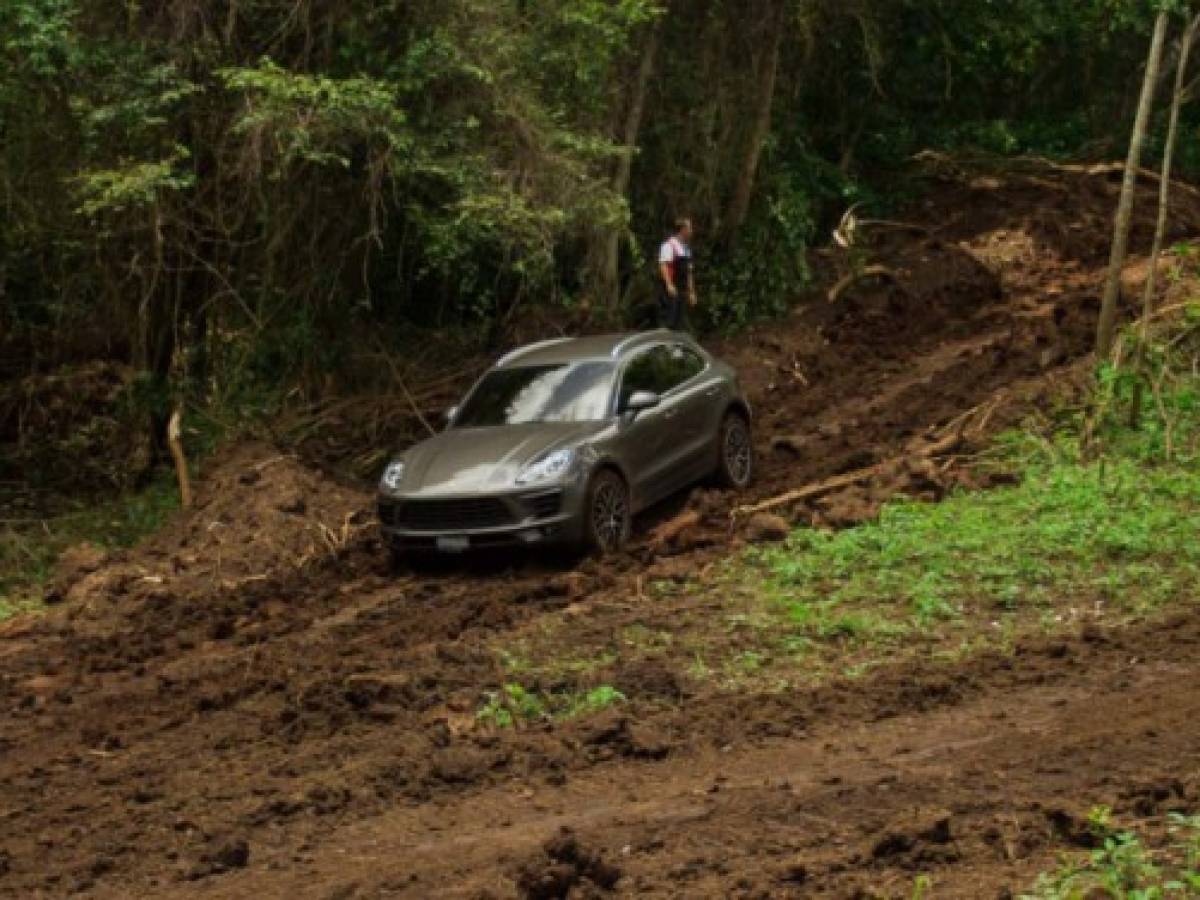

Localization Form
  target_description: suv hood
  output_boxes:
[395,422,603,495]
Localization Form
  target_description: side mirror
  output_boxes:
[444,406,459,425]
[624,391,660,415]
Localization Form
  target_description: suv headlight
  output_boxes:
[380,460,405,491]
[515,448,575,486]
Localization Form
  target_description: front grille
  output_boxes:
[523,490,563,520]
[388,497,514,531]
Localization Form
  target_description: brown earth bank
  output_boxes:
[1,158,1199,898]
[158,610,1200,900]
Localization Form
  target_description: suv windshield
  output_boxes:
[454,362,615,427]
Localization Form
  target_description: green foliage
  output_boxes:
[76,145,194,216]
[477,682,626,727]
[1024,810,1200,899]
[220,62,412,173]
[527,0,662,120]
[2,0,1194,486]
[1,0,79,76]
[702,165,820,330]
[0,473,179,615]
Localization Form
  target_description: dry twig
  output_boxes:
[827,265,905,304]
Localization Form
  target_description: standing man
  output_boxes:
[658,216,697,330]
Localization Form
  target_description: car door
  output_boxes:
[615,344,706,506]
[615,345,679,506]
[661,341,716,481]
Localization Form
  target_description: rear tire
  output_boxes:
[715,412,754,489]
[584,469,631,555]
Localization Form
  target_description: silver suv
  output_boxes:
[377,330,753,557]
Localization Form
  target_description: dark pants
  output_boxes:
[657,290,689,331]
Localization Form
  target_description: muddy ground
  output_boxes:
[2,160,1200,898]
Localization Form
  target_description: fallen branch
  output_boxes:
[734,423,967,522]
[919,425,966,458]
[731,464,883,520]
[1079,161,1200,200]
[919,150,1200,200]
[167,407,193,509]
[648,509,702,547]
[374,339,437,437]
[827,265,905,304]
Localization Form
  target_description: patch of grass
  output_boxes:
[0,472,180,618]
[619,623,674,652]
[476,682,627,727]
[1023,808,1200,898]
[496,644,618,680]
[757,440,1200,647]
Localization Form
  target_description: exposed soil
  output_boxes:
[2,159,1200,898]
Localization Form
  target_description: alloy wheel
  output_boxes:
[723,418,753,486]
[591,477,628,552]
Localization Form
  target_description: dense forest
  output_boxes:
[0,0,1191,482]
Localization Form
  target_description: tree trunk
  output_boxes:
[1131,13,1200,427]
[585,23,660,311]
[725,0,785,243]
[1096,11,1169,358]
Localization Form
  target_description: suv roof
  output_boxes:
[495,330,685,368]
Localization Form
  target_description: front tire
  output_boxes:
[584,469,631,555]
[715,412,754,489]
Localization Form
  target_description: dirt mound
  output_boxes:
[152,441,369,575]
[515,828,622,899]
[50,442,369,609]
[35,443,375,688]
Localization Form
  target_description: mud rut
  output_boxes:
[2,164,1200,898]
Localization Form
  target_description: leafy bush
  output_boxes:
[1024,809,1200,899]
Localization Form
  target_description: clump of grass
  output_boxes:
[477,683,627,728]
[0,473,180,618]
[1023,808,1200,898]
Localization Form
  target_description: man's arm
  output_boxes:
[660,262,677,296]
[658,242,677,296]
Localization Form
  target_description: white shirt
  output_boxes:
[658,236,690,265]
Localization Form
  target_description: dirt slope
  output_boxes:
[159,611,1200,899]
[1,159,1199,899]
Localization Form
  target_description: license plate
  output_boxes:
[436,536,470,553]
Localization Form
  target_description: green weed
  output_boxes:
[0,473,180,618]
[1023,810,1200,899]
[476,682,626,727]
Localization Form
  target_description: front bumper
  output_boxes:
[377,484,586,552]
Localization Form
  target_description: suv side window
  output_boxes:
[619,347,667,410]
[619,344,705,410]
[671,343,706,383]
